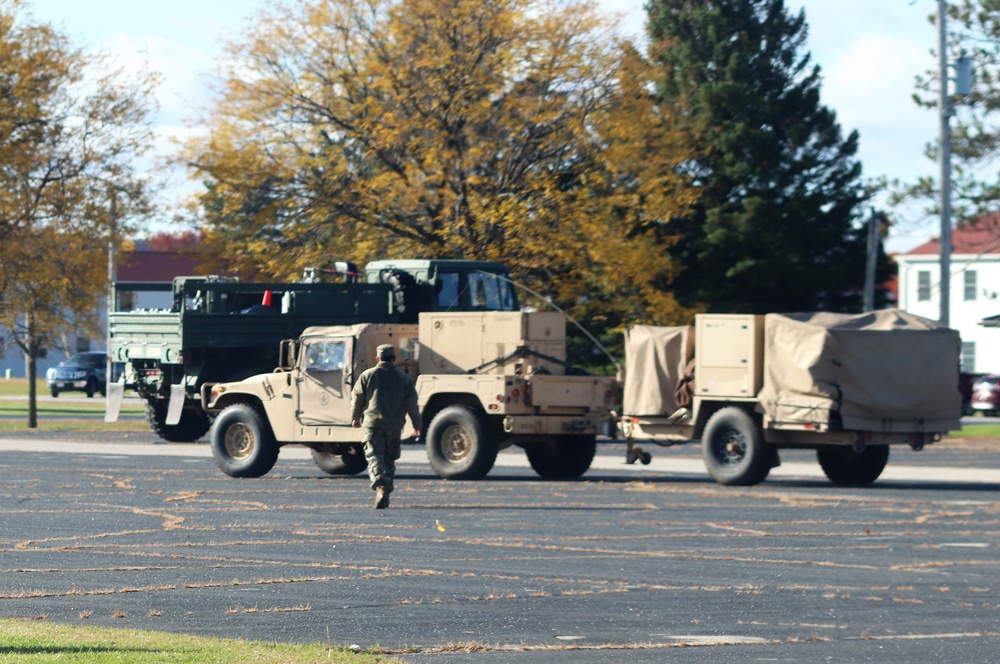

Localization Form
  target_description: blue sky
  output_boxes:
[30,0,944,252]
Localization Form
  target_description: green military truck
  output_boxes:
[105,259,519,442]
[203,310,619,481]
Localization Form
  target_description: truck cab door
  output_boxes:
[295,337,354,429]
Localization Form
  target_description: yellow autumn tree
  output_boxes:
[183,0,697,332]
[0,2,158,426]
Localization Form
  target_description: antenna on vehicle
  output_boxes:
[477,270,622,375]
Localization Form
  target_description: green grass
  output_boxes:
[0,377,146,431]
[0,378,45,396]
[0,618,401,663]
[949,423,1000,439]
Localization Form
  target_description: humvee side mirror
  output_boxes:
[279,339,297,371]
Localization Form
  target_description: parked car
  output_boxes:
[969,374,1000,416]
[960,372,984,416]
[46,351,108,398]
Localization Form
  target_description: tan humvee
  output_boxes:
[204,311,619,480]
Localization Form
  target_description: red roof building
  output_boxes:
[894,215,1000,374]
[903,214,1000,258]
[116,250,205,282]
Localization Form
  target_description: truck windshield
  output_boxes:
[468,272,517,311]
[435,271,518,311]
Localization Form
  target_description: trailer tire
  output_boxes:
[145,400,212,443]
[210,404,279,478]
[426,405,497,480]
[311,446,367,476]
[525,435,596,479]
[702,406,773,486]
[817,445,889,486]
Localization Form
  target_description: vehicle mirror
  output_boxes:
[279,339,297,371]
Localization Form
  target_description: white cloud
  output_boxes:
[821,32,937,181]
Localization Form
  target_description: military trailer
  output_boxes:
[621,310,963,486]
[105,260,518,442]
[203,310,619,481]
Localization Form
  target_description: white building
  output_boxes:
[894,215,1000,374]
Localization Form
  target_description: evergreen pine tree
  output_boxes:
[647,0,882,313]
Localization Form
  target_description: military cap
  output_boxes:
[376,344,396,360]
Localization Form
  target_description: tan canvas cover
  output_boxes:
[757,310,962,432]
[623,325,693,417]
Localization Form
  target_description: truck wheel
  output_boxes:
[702,406,773,486]
[85,377,97,398]
[817,445,890,486]
[311,446,367,476]
[145,400,212,443]
[50,388,59,398]
[426,405,497,480]
[525,435,596,479]
[210,404,279,478]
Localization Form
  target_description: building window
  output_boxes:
[964,270,977,301]
[961,341,976,373]
[917,270,931,301]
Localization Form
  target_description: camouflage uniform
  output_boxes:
[350,345,421,499]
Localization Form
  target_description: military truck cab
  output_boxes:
[365,259,518,322]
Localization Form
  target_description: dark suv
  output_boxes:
[46,351,108,398]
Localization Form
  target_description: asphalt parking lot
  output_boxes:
[1,431,999,663]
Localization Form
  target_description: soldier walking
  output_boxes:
[351,344,421,509]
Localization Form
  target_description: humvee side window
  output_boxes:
[305,340,347,372]
[437,272,460,308]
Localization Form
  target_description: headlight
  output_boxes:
[46,368,55,379]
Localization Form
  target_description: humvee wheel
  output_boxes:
[311,446,367,476]
[702,406,773,486]
[524,435,596,479]
[817,445,889,486]
[210,404,278,478]
[426,405,497,480]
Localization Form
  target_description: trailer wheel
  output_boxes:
[210,404,278,478]
[426,405,497,480]
[702,406,773,486]
[525,435,597,479]
[145,400,212,443]
[817,445,889,486]
[311,446,367,476]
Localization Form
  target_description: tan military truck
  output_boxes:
[203,310,619,480]
[621,310,963,486]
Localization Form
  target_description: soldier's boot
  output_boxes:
[374,486,390,509]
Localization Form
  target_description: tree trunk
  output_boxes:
[25,313,38,429]
[27,347,37,428]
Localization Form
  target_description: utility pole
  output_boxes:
[863,210,880,312]
[107,184,118,395]
[938,0,952,327]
